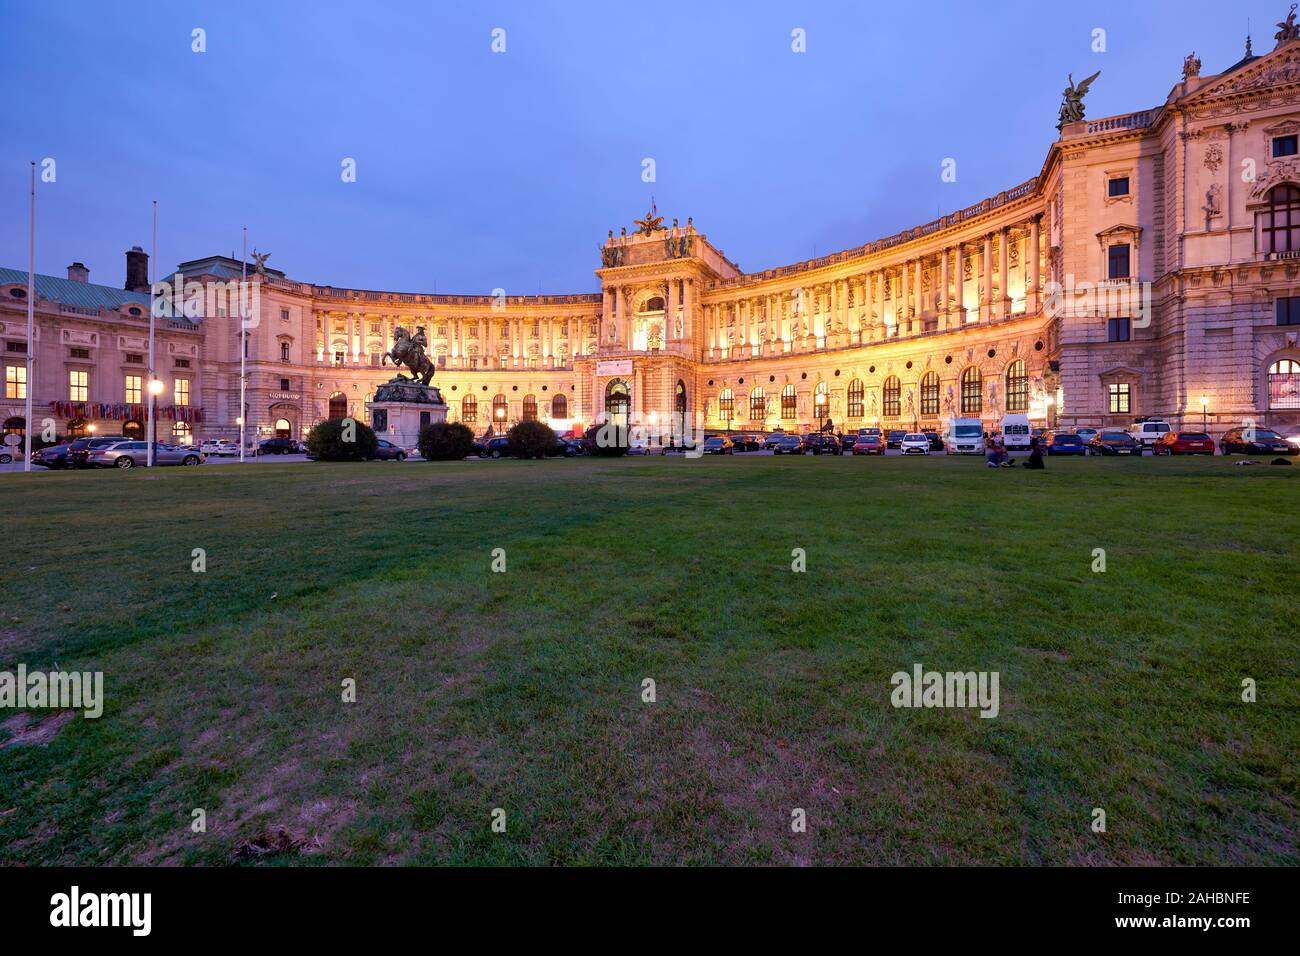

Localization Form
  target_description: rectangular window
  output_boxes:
[280,378,291,390]
[174,358,191,368]
[1277,297,1300,325]
[1107,244,1131,279]
[5,365,25,400]
[126,352,144,364]
[174,378,190,406]
[334,351,345,365]
[1107,176,1130,197]
[5,341,26,353]
[125,374,143,404]
[1108,383,1131,414]
[1107,317,1131,341]
[281,308,290,322]
[69,347,90,359]
[1273,135,1298,158]
[69,370,88,402]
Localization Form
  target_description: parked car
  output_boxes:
[851,436,885,455]
[31,443,71,469]
[1090,431,1141,455]
[769,434,803,455]
[858,426,883,441]
[899,433,931,454]
[1218,426,1299,456]
[483,436,512,458]
[87,441,203,468]
[67,435,128,468]
[1153,431,1215,456]
[256,436,298,455]
[885,429,907,449]
[627,438,652,455]
[1046,432,1088,456]
[1129,417,1170,448]
[801,433,840,455]
[923,430,945,452]
[1074,427,1099,444]
[730,434,763,452]
[200,439,240,457]
[762,432,788,450]
[1001,414,1032,452]
[837,433,858,453]
[703,436,734,455]
[369,439,408,461]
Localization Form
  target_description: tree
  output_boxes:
[306,417,378,461]
[508,420,556,460]
[584,422,629,457]
[418,421,475,461]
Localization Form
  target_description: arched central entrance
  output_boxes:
[672,379,687,445]
[605,379,630,430]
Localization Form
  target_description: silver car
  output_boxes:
[86,441,204,468]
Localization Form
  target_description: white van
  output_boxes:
[946,417,985,454]
[1129,418,1170,448]
[1000,414,1032,451]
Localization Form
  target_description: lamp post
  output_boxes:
[148,378,164,458]
[1199,395,1208,432]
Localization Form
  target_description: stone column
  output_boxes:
[1028,215,1041,312]
[939,250,950,330]
[913,259,924,334]
[981,233,993,323]
[954,245,965,322]
[619,286,630,350]
[999,226,1011,318]
[899,264,910,336]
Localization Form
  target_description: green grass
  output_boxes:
[0,454,1296,865]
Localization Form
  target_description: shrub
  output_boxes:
[418,421,475,461]
[306,417,377,461]
[585,422,629,457]
[508,420,556,460]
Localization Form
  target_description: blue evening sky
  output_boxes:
[0,0,1278,294]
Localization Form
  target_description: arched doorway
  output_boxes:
[68,418,90,438]
[328,392,347,419]
[274,418,292,438]
[605,379,630,430]
[673,380,687,445]
[2,416,24,437]
[123,419,144,439]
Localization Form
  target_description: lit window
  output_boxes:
[814,382,828,418]
[882,376,901,418]
[69,370,88,402]
[174,378,190,406]
[920,372,939,416]
[551,394,567,419]
[960,367,982,414]
[125,375,142,404]
[749,387,766,420]
[461,395,478,424]
[1108,383,1131,414]
[1004,361,1028,412]
[781,384,796,420]
[522,395,538,422]
[5,365,25,400]
[718,388,734,422]
[1268,359,1300,409]
[172,422,192,444]
[847,379,864,418]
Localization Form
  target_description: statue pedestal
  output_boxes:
[369,377,447,450]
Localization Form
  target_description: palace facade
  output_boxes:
[6,24,1300,446]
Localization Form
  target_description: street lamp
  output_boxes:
[1199,395,1208,432]
[148,378,165,457]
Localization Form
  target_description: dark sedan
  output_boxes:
[801,434,840,455]
[1090,431,1142,455]
[1218,427,1298,456]
[730,434,764,452]
[923,430,945,452]
[483,436,512,458]
[770,434,803,454]
[369,439,408,461]
[31,443,71,469]
[257,436,298,455]
[1046,432,1088,456]
[886,429,907,449]
[703,436,734,454]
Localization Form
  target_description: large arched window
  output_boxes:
[814,382,828,419]
[749,387,766,420]
[882,376,901,418]
[1005,360,1028,412]
[781,384,796,420]
[551,393,567,419]
[847,379,864,418]
[491,393,509,426]
[1269,358,1300,408]
[960,367,982,414]
[461,394,478,424]
[718,388,734,423]
[522,394,538,422]
[606,380,630,429]
[328,392,348,419]
[920,372,939,416]
[1261,184,1300,254]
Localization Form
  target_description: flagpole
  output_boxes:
[239,227,247,463]
[23,162,34,472]
[147,199,156,466]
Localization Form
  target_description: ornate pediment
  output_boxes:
[1249,157,1300,200]
[1185,42,1300,102]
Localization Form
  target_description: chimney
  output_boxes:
[67,262,89,283]
[125,246,150,292]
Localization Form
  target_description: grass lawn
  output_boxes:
[1,453,1296,865]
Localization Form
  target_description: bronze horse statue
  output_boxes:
[383,326,436,386]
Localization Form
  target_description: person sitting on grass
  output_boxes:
[986,435,1001,468]
[1022,436,1045,469]
[994,434,1011,467]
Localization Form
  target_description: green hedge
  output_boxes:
[508,420,556,460]
[418,421,476,461]
[306,417,378,461]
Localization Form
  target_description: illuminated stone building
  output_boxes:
[5,21,1300,445]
